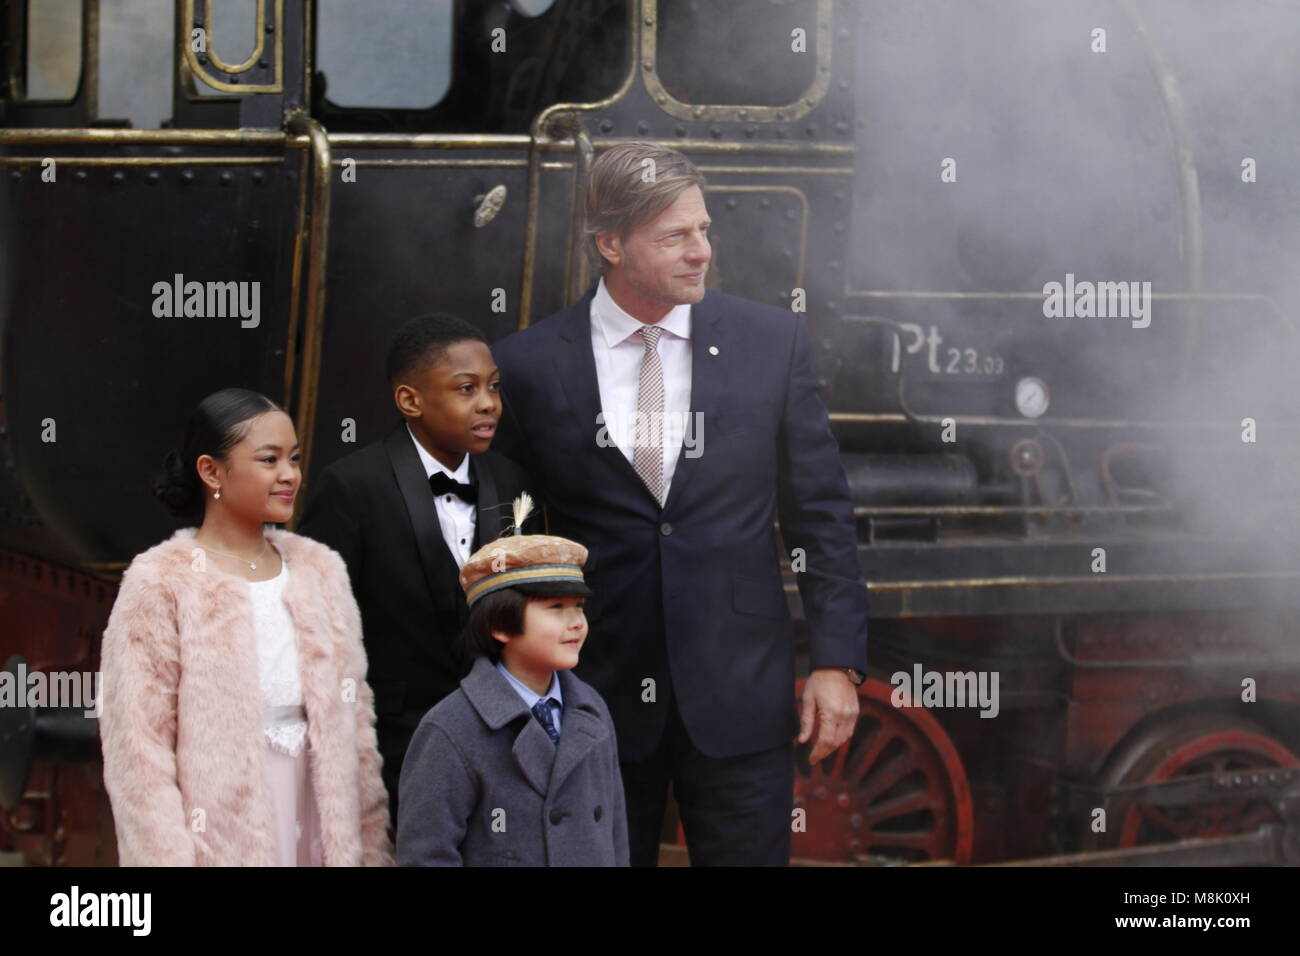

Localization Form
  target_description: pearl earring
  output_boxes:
[213,489,221,500]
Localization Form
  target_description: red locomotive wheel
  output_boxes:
[1096,714,1299,848]
[792,678,973,865]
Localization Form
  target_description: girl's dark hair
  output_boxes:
[153,388,283,524]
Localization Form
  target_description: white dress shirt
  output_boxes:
[407,423,476,568]
[495,660,564,738]
[590,276,693,497]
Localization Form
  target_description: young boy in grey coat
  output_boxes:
[397,504,629,866]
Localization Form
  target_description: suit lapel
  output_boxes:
[512,718,558,797]
[470,454,503,548]
[461,658,554,796]
[549,669,608,791]
[548,708,605,793]
[555,292,662,509]
[383,423,460,612]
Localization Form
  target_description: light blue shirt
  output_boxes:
[495,661,563,738]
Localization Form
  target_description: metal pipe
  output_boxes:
[284,112,331,528]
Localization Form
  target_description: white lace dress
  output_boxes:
[248,560,323,866]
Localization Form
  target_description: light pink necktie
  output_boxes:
[632,325,666,504]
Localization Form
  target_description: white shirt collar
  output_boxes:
[495,660,563,709]
[592,275,692,350]
[407,422,471,483]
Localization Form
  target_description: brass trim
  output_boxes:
[284,113,331,530]
[0,128,288,144]
[586,137,854,157]
[330,158,528,169]
[327,134,533,149]
[831,412,914,424]
[707,184,808,289]
[853,504,1172,516]
[697,164,853,176]
[777,568,1300,598]
[0,132,854,156]
[202,0,266,73]
[641,0,833,123]
[181,0,283,94]
[282,136,311,415]
[856,570,1300,594]
[0,156,281,166]
[520,141,544,329]
[522,0,641,328]
[0,129,518,148]
[564,127,595,304]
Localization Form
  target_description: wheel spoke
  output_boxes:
[863,787,939,825]
[845,726,897,783]
[858,751,916,805]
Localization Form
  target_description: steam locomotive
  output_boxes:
[2,0,1298,866]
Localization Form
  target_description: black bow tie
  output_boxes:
[429,472,477,504]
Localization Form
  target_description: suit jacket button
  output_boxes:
[594,805,603,822]
[660,522,672,536]
[549,809,564,825]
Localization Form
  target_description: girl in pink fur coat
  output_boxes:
[99,388,392,866]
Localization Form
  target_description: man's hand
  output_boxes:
[797,668,861,764]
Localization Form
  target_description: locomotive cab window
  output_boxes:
[314,0,452,110]
[20,0,82,103]
[654,0,821,108]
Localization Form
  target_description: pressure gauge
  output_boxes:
[1014,377,1050,419]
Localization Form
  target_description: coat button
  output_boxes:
[660,522,672,536]
[549,809,565,825]
[594,805,603,822]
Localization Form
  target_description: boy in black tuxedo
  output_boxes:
[298,313,541,826]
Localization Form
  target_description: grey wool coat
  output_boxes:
[396,656,629,866]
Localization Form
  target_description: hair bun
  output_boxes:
[153,447,199,520]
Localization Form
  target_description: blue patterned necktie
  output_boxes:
[531,699,560,746]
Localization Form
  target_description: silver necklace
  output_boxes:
[199,537,270,570]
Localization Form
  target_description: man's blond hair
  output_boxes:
[583,142,706,275]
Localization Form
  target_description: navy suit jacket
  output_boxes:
[492,285,869,761]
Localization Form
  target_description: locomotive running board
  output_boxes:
[976,826,1287,867]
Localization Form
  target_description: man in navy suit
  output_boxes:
[492,143,869,866]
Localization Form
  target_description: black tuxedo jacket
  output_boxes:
[492,286,869,762]
[297,422,539,788]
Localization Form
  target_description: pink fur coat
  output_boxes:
[99,527,393,866]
